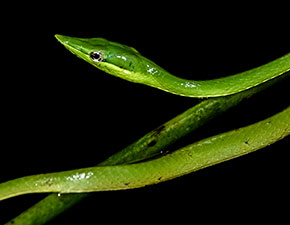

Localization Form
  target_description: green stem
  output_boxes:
[2,105,289,197]
[5,73,288,224]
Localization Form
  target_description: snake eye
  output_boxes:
[90,51,104,62]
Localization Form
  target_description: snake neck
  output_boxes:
[134,53,290,98]
[142,61,206,97]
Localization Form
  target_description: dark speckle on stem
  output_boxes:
[153,125,166,136]
[146,125,166,148]
[45,179,53,187]
[148,139,157,147]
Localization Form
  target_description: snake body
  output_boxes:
[54,35,290,97]
[1,35,290,216]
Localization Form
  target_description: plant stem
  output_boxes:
[5,73,288,225]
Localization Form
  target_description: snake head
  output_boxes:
[55,34,159,86]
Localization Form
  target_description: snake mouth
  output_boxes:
[55,35,91,61]
[55,34,68,44]
[55,34,82,52]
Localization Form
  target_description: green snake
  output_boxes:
[1,35,289,215]
[54,35,289,98]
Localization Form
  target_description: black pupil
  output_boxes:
[90,52,101,61]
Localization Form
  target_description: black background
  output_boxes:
[1,3,289,224]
